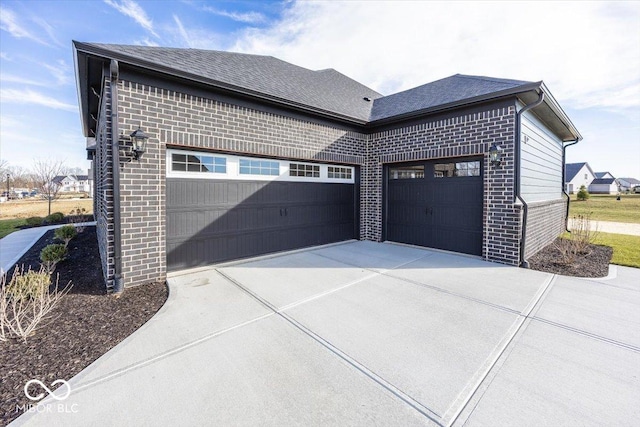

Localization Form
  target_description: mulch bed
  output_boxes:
[528,237,613,278]
[0,226,167,424]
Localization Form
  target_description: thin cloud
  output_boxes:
[170,15,221,49]
[173,15,191,47]
[202,6,266,24]
[0,6,49,45]
[104,0,158,37]
[33,17,65,48]
[43,59,72,86]
[0,74,47,86]
[0,88,77,112]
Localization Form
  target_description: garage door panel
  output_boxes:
[386,158,483,256]
[167,179,356,271]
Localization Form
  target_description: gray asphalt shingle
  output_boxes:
[85,43,382,122]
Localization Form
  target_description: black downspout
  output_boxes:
[562,139,580,232]
[110,59,124,293]
[515,91,545,268]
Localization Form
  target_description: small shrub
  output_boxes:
[55,225,77,247]
[45,212,65,224]
[0,266,71,341]
[576,185,590,201]
[68,206,88,233]
[4,267,50,302]
[554,213,598,265]
[40,244,68,273]
[25,216,44,227]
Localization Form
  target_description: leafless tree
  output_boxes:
[32,159,67,216]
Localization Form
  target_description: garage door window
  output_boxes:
[434,161,480,178]
[171,153,226,173]
[390,165,424,179]
[290,163,320,177]
[239,159,280,176]
[328,166,352,179]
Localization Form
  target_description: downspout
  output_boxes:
[515,91,544,268]
[110,59,124,293]
[562,139,580,232]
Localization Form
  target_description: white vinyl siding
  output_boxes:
[519,103,564,202]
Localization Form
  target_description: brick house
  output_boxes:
[73,42,582,291]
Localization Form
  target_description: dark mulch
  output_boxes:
[1,226,168,424]
[528,237,613,277]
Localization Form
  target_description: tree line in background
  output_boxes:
[0,159,86,215]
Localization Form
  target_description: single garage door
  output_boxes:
[166,150,357,271]
[385,157,483,256]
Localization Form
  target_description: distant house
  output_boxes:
[594,171,614,179]
[589,178,618,194]
[53,174,91,193]
[565,162,595,193]
[618,177,640,192]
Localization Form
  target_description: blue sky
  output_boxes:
[1,0,639,178]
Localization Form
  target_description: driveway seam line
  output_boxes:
[529,317,640,352]
[314,250,525,316]
[69,312,275,395]
[443,274,558,427]
[215,267,444,426]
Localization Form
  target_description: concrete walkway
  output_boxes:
[568,218,640,236]
[0,222,96,274]
[12,241,640,426]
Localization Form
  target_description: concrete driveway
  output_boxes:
[14,241,640,426]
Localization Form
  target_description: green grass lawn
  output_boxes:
[569,194,640,224]
[594,232,640,268]
[0,218,26,239]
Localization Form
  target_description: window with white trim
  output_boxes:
[328,166,352,179]
[239,158,280,176]
[171,153,226,173]
[290,163,320,177]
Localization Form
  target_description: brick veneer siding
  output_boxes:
[524,198,567,259]
[368,107,522,265]
[95,79,116,290]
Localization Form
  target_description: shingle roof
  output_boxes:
[590,178,616,185]
[369,74,535,122]
[80,43,383,122]
[594,171,614,179]
[565,162,593,182]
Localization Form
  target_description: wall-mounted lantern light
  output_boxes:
[129,127,149,160]
[489,143,502,167]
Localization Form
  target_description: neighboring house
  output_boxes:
[594,171,614,179]
[589,178,618,194]
[53,174,91,193]
[618,177,640,192]
[565,162,595,194]
[74,42,581,291]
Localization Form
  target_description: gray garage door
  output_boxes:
[166,178,357,271]
[385,157,483,256]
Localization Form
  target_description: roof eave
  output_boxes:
[539,82,583,141]
[73,42,369,126]
[73,41,90,137]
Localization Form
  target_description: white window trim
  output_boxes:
[166,149,355,184]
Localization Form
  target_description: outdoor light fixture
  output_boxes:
[489,143,502,167]
[129,127,149,160]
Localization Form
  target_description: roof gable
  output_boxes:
[370,74,535,122]
[565,162,595,182]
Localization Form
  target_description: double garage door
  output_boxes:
[385,157,484,256]
[166,151,357,271]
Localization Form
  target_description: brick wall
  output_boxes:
[95,79,115,290]
[524,198,567,259]
[368,107,522,265]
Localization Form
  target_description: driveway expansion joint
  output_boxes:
[215,267,445,426]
